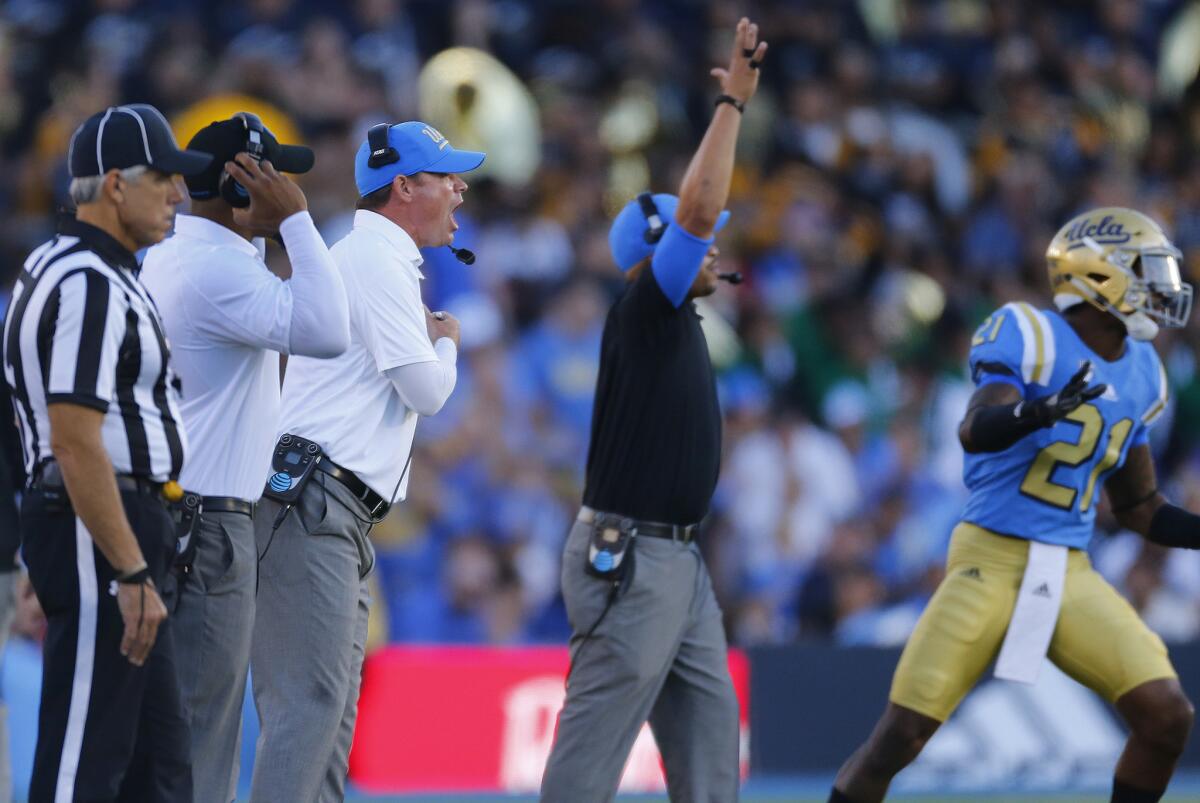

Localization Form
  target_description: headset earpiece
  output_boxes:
[367,123,399,168]
[218,112,268,208]
[637,192,666,244]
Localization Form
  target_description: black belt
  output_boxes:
[578,506,700,544]
[32,461,164,498]
[316,459,389,519]
[201,496,254,516]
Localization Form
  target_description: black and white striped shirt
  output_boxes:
[2,217,187,481]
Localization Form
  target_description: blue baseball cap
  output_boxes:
[608,193,731,272]
[354,121,486,196]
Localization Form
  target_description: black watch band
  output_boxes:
[117,566,152,585]
[714,94,746,114]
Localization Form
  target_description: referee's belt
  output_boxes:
[32,460,166,499]
[316,459,389,519]
[577,506,700,543]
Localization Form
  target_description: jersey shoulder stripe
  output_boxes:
[1142,355,1169,425]
[1004,302,1056,386]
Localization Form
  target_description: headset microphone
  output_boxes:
[718,271,743,284]
[449,245,476,265]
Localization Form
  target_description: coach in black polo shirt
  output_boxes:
[1,104,209,802]
[540,18,767,803]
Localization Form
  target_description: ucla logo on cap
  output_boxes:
[1064,215,1131,249]
[268,472,293,493]
[421,125,449,150]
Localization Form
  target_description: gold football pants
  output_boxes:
[890,522,1177,722]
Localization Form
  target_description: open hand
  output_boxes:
[710,17,768,104]
[228,153,308,236]
[1027,360,1108,427]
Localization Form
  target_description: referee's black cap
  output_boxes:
[69,104,213,178]
[183,115,314,200]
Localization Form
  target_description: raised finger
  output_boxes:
[753,41,769,64]
[746,22,758,50]
[735,17,748,50]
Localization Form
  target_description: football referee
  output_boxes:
[1,104,210,802]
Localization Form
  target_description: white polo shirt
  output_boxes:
[277,210,450,500]
[142,212,349,500]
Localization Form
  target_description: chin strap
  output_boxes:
[1064,277,1159,341]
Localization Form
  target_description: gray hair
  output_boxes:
[68,165,149,207]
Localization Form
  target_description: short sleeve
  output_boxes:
[356,257,437,372]
[43,269,126,411]
[968,302,1060,395]
[649,222,714,308]
[968,306,1025,391]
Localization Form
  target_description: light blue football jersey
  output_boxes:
[960,302,1169,549]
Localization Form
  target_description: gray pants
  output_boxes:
[540,518,740,803]
[250,475,374,803]
[172,508,256,803]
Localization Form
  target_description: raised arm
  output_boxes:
[225,153,350,358]
[672,17,767,239]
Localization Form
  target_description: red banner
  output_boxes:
[349,645,750,793]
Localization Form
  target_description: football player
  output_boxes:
[829,208,1197,803]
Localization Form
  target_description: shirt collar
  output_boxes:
[353,210,424,275]
[172,214,261,258]
[57,215,139,272]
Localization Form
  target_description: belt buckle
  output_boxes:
[366,495,388,519]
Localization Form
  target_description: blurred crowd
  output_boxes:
[5,0,1200,654]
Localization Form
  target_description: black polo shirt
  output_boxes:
[582,267,722,526]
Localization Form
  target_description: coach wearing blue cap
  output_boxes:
[540,18,767,802]
[248,121,483,802]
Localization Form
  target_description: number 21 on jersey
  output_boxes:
[1020,403,1133,512]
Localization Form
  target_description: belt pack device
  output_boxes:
[586,512,636,581]
[262,434,324,534]
[170,492,203,574]
[263,434,323,504]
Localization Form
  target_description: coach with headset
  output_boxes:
[539,19,767,802]
[248,120,483,802]
[141,112,349,803]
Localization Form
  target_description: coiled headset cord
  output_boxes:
[565,566,633,687]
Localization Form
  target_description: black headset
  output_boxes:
[637,191,742,284]
[637,192,667,244]
[364,122,476,265]
[218,112,267,208]
[367,123,399,168]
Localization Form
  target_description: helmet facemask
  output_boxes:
[1068,236,1193,340]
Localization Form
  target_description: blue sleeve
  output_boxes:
[968,306,1027,395]
[650,221,714,308]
